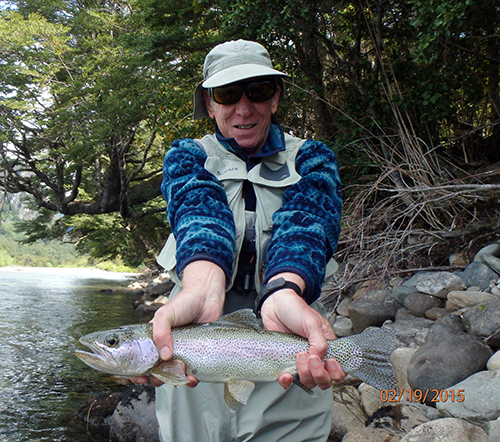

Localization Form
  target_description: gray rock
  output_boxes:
[456,262,499,290]
[447,290,497,308]
[462,298,500,346]
[336,297,351,317]
[399,418,489,442]
[340,427,404,442]
[403,293,444,317]
[435,313,465,332]
[407,323,493,402]
[358,383,385,417]
[366,403,430,434]
[108,386,159,442]
[482,416,500,442]
[330,385,367,441]
[402,272,435,288]
[390,347,418,398]
[478,252,500,274]
[348,289,402,333]
[425,308,456,320]
[393,285,419,305]
[331,315,354,337]
[436,370,500,424]
[474,241,500,263]
[385,315,434,348]
[415,272,466,299]
[487,351,500,370]
[149,280,174,297]
[75,385,159,442]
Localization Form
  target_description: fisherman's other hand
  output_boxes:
[130,260,226,387]
[260,282,346,390]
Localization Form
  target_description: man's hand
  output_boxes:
[130,260,226,387]
[260,274,346,390]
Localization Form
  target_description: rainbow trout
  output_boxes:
[76,309,397,410]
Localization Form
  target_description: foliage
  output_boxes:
[1,0,500,270]
[0,196,88,267]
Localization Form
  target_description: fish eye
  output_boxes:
[105,335,119,347]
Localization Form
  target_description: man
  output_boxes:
[150,39,344,441]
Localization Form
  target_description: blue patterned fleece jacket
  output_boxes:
[161,121,342,304]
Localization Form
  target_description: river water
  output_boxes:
[0,267,146,442]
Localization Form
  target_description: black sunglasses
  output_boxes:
[209,79,277,105]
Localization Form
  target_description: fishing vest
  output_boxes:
[157,132,305,294]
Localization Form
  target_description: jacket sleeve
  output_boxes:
[161,138,235,282]
[264,139,342,303]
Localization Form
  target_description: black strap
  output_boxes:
[254,277,302,318]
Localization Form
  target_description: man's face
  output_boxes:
[203,79,281,157]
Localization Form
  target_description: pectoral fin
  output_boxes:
[150,360,190,385]
[223,380,255,412]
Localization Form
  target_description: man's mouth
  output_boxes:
[235,124,257,129]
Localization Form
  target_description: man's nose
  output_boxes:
[234,93,254,115]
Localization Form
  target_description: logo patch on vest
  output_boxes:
[259,163,290,181]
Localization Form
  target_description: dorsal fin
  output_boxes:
[209,309,262,331]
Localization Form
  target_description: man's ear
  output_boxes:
[203,90,216,119]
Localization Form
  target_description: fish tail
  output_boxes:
[328,328,398,391]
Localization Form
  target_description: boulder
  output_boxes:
[436,370,500,424]
[407,323,493,402]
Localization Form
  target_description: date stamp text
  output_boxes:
[380,389,465,403]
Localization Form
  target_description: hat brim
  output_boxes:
[202,64,288,88]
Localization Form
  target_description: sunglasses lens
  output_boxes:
[211,80,277,105]
[212,84,243,105]
[246,81,276,102]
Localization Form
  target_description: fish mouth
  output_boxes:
[75,339,120,372]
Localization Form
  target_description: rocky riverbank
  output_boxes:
[76,242,500,442]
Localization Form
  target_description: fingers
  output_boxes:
[278,373,294,390]
[325,358,346,382]
[295,352,332,390]
[152,304,175,360]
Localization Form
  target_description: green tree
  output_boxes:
[1,0,500,270]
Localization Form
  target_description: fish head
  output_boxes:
[75,324,159,377]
